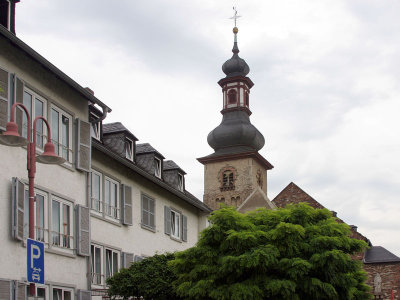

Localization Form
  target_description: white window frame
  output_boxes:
[52,286,74,300]
[105,247,120,281]
[104,176,120,220]
[125,137,134,161]
[50,104,73,163]
[141,194,155,230]
[23,187,49,244]
[178,173,184,192]
[91,244,104,286]
[22,88,47,149]
[50,196,73,250]
[170,209,181,240]
[27,284,49,300]
[154,157,162,178]
[90,120,101,141]
[91,170,103,214]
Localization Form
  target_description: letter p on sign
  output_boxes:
[27,238,45,284]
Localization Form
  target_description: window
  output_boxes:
[228,89,237,105]
[245,92,249,107]
[52,287,73,300]
[90,171,120,220]
[105,248,119,280]
[141,194,155,230]
[222,171,234,190]
[154,157,162,178]
[23,188,48,243]
[26,284,49,300]
[51,197,73,249]
[91,244,120,286]
[171,210,181,239]
[104,176,119,219]
[22,89,47,148]
[51,105,72,163]
[178,173,184,192]
[91,121,101,140]
[91,244,103,285]
[125,137,134,161]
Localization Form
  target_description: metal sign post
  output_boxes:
[27,238,45,285]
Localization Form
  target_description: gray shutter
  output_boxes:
[0,68,9,130]
[76,205,90,256]
[134,255,144,262]
[164,206,171,235]
[121,184,133,225]
[182,215,188,242]
[77,290,91,300]
[0,279,12,300]
[12,177,24,241]
[14,76,24,136]
[122,252,134,268]
[15,281,26,300]
[75,118,91,172]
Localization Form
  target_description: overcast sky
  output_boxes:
[15,0,400,255]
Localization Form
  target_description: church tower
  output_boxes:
[198,16,275,212]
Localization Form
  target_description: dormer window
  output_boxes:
[125,137,134,161]
[91,122,101,140]
[178,173,184,192]
[154,157,162,178]
[228,89,237,104]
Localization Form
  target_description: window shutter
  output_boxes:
[164,206,171,235]
[121,184,133,226]
[0,68,9,130]
[14,76,24,136]
[75,118,91,172]
[0,279,12,300]
[182,215,188,242]
[15,281,26,300]
[122,252,134,268]
[134,255,144,262]
[76,205,90,256]
[11,177,24,241]
[77,290,91,300]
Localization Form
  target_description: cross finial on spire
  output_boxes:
[230,7,241,28]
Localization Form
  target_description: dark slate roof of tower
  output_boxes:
[363,246,400,264]
[222,33,250,78]
[136,143,165,158]
[207,110,265,152]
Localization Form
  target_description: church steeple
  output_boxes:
[198,9,274,212]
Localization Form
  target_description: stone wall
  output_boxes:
[363,263,400,299]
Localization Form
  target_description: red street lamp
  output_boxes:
[0,103,65,297]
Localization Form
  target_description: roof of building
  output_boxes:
[93,139,211,213]
[272,182,369,243]
[136,143,165,158]
[222,30,250,78]
[103,122,138,140]
[0,25,111,113]
[163,160,186,174]
[363,246,400,264]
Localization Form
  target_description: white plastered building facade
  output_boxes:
[0,7,210,300]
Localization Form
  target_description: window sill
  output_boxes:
[141,223,156,233]
[91,213,122,227]
[170,235,182,243]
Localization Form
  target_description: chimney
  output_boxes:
[330,211,337,217]
[0,0,19,34]
[85,87,95,95]
[349,225,357,232]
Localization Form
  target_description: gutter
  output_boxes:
[92,140,212,213]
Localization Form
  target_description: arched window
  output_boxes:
[227,89,237,105]
[245,92,249,107]
[221,171,235,191]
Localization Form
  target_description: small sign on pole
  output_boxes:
[27,238,45,284]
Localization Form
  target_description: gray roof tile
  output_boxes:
[103,122,138,140]
[364,246,400,264]
[136,143,165,158]
[163,160,186,174]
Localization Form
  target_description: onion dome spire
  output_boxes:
[222,8,250,78]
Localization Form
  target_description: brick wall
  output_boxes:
[364,263,400,299]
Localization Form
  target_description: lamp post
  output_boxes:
[0,103,65,297]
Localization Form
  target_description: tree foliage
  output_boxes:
[171,204,371,300]
[107,253,182,300]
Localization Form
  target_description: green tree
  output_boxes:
[171,204,371,300]
[107,253,182,300]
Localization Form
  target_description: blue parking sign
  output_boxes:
[27,238,45,284]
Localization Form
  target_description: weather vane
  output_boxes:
[230,6,241,28]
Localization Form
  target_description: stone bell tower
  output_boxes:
[197,16,275,212]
